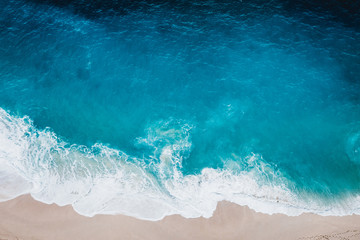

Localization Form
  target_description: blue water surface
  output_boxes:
[1,0,360,216]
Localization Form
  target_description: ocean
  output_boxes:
[0,0,360,220]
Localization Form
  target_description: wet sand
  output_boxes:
[0,195,360,240]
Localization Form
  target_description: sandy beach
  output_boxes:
[1,0,360,239]
[0,195,359,240]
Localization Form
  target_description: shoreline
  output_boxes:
[1,195,360,240]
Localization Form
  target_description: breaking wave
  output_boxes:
[1,108,360,220]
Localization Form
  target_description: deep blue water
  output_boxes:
[0,0,360,219]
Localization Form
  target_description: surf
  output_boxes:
[1,0,360,220]
[1,108,360,220]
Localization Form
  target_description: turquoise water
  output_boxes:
[1,0,360,219]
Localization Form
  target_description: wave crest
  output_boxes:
[1,108,360,220]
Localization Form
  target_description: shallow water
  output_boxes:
[0,0,360,220]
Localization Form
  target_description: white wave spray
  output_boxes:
[1,108,360,220]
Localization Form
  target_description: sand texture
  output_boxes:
[0,195,360,240]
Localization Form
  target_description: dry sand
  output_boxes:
[0,195,360,240]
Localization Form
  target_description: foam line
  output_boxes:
[1,108,360,220]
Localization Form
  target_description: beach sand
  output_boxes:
[0,195,360,240]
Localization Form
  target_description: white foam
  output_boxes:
[1,108,360,220]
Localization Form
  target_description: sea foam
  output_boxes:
[1,108,360,220]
